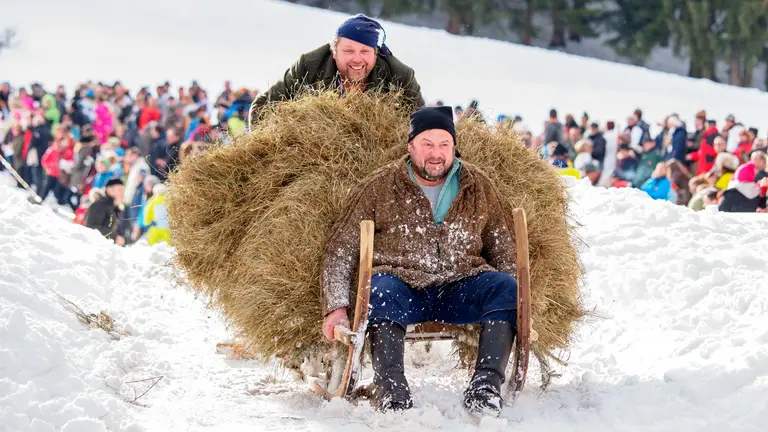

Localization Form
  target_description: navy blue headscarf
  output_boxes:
[336,14,391,56]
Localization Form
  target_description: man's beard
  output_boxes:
[343,65,369,83]
[416,159,449,182]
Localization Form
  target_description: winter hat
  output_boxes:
[336,14,391,55]
[408,106,456,145]
[583,162,600,174]
[88,187,105,201]
[105,178,124,188]
[552,143,569,157]
[734,162,756,183]
[152,183,167,195]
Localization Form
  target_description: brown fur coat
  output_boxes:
[321,156,517,315]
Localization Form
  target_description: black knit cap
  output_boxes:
[105,178,124,188]
[408,106,456,145]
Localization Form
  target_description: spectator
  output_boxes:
[635,138,663,187]
[664,115,687,163]
[138,96,161,131]
[688,120,720,176]
[148,124,169,180]
[587,122,606,168]
[719,162,760,212]
[573,139,594,172]
[544,109,563,145]
[143,182,171,246]
[723,114,745,153]
[752,151,767,182]
[550,143,581,179]
[582,161,601,185]
[688,177,717,211]
[123,146,150,208]
[615,144,638,185]
[83,178,126,245]
[733,129,754,164]
[597,120,619,188]
[641,162,676,202]
[666,159,694,205]
[28,114,51,193]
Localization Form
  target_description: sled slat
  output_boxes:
[510,208,532,395]
[326,220,374,400]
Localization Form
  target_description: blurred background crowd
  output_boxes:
[2,80,765,247]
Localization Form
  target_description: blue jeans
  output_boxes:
[368,272,517,329]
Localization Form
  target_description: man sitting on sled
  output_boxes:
[321,106,518,417]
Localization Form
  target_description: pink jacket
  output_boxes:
[93,103,114,144]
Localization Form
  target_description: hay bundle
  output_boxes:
[166,89,585,374]
[451,119,586,369]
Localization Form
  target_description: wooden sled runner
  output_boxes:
[312,208,532,401]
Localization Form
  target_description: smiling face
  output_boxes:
[408,129,455,185]
[333,37,376,83]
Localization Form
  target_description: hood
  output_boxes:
[42,93,57,112]
[702,126,719,138]
[727,181,760,199]
[734,162,756,183]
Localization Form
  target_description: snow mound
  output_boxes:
[2,178,768,431]
[1,184,183,432]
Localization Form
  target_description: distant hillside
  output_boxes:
[288,0,768,91]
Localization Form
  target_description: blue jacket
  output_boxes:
[665,127,687,163]
[641,177,676,201]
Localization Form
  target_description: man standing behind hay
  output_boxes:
[249,14,424,129]
[321,106,517,417]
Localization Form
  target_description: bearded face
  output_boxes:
[333,37,377,83]
[408,129,455,184]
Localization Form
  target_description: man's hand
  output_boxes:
[115,235,126,246]
[322,308,350,341]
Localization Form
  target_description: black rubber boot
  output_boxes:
[463,320,516,417]
[368,321,413,412]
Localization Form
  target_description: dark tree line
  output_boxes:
[293,0,768,88]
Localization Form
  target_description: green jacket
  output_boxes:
[250,44,424,127]
[635,151,663,188]
[42,93,61,135]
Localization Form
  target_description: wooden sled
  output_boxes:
[311,208,532,401]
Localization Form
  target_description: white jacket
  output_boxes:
[123,158,150,205]
[726,124,745,153]
[597,130,619,187]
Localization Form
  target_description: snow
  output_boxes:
[2,174,767,431]
[4,0,768,137]
[2,0,768,430]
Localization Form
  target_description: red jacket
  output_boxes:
[688,126,719,175]
[733,141,753,164]
[41,145,74,178]
[138,108,161,130]
[21,129,32,160]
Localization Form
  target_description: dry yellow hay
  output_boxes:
[166,89,585,375]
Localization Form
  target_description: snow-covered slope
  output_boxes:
[3,0,768,135]
[2,178,767,431]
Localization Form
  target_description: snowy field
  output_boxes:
[2,176,767,432]
[4,0,768,136]
[3,0,768,430]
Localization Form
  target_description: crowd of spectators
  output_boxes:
[2,80,765,248]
